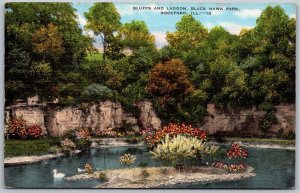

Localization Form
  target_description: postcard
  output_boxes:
[4,1,296,189]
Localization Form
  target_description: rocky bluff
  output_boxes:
[5,100,161,137]
[4,98,295,137]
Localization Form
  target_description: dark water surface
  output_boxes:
[4,146,295,189]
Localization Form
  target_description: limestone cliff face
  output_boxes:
[4,100,295,137]
[5,100,161,137]
[202,103,295,137]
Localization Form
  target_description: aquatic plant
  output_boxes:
[119,153,136,167]
[141,123,206,147]
[150,134,219,166]
[84,163,94,174]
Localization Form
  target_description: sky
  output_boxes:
[73,3,296,49]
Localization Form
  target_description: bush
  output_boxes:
[160,168,168,175]
[141,123,206,147]
[84,163,94,174]
[150,134,219,166]
[226,142,248,159]
[5,119,43,140]
[82,83,115,101]
[60,138,76,149]
[140,169,150,180]
[119,153,136,167]
[96,128,117,138]
[6,119,28,139]
[75,128,91,140]
[98,172,109,182]
[27,125,43,139]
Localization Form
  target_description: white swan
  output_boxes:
[52,169,65,179]
[77,168,85,173]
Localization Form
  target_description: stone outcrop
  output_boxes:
[5,100,161,137]
[4,98,295,137]
[136,100,161,129]
[202,103,295,137]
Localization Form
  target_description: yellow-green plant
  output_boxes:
[119,153,136,167]
[150,134,219,166]
[84,163,94,174]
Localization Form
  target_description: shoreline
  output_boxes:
[4,139,295,166]
[4,150,81,167]
[65,166,255,188]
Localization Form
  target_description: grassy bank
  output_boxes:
[224,137,295,146]
[4,138,61,158]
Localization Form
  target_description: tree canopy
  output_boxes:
[5,3,295,126]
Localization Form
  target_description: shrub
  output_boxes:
[27,125,43,139]
[119,153,136,167]
[140,169,150,180]
[6,119,28,139]
[75,128,91,140]
[84,163,94,174]
[141,123,206,147]
[60,138,76,149]
[226,142,248,159]
[96,128,117,138]
[6,119,43,140]
[82,83,115,101]
[160,168,168,175]
[150,134,218,166]
[98,172,109,182]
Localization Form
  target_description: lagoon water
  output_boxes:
[4,146,295,189]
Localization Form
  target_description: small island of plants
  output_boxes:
[64,123,255,188]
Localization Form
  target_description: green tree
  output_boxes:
[166,15,208,50]
[84,3,121,60]
[5,2,92,103]
[119,20,156,52]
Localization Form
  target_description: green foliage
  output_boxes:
[86,53,103,61]
[166,15,208,50]
[5,4,295,127]
[5,2,92,103]
[82,83,115,101]
[84,3,121,60]
[119,20,156,52]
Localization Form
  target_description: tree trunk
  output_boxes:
[100,34,106,60]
